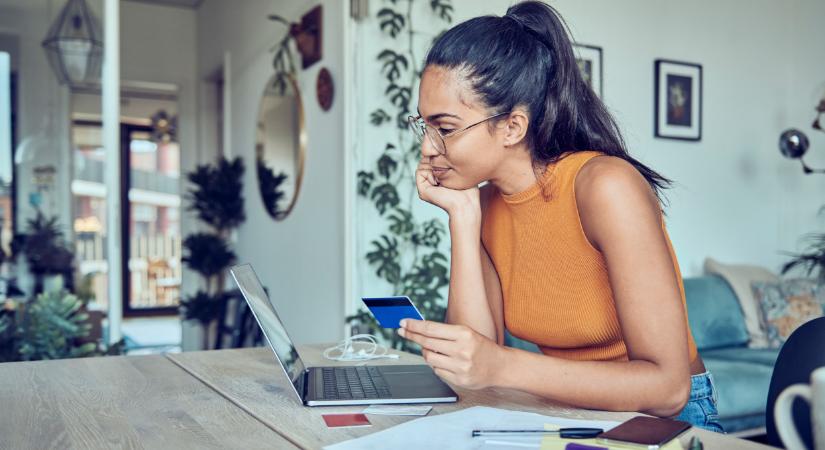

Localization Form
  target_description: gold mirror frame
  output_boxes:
[255,73,307,221]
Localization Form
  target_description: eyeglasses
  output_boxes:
[407,111,511,155]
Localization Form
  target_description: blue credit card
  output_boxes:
[361,296,424,328]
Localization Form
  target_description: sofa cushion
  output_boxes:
[701,347,780,367]
[684,276,750,350]
[703,358,773,420]
[752,278,825,348]
[704,258,779,348]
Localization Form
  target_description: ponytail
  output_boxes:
[425,1,672,202]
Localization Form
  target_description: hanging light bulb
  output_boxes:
[41,0,103,87]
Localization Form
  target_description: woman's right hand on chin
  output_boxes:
[416,160,481,224]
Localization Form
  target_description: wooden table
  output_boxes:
[0,345,776,449]
[167,345,775,450]
[0,353,297,449]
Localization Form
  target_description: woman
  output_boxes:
[397,1,723,432]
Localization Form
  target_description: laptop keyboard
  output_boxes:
[321,367,392,400]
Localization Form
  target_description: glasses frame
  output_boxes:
[407,111,511,155]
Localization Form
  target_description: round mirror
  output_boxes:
[255,73,306,220]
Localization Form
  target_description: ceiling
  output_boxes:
[123,0,204,9]
[0,0,205,11]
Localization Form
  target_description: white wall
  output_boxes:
[197,0,348,345]
[0,1,71,231]
[527,0,825,276]
[352,0,825,316]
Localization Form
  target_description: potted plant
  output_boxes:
[0,290,108,362]
[180,156,246,349]
[12,212,75,295]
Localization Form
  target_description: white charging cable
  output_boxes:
[322,334,401,362]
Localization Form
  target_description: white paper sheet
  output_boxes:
[324,406,621,450]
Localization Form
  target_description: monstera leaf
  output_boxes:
[378,49,409,83]
[430,0,453,22]
[366,235,401,284]
[412,219,446,248]
[370,109,392,126]
[377,152,398,179]
[385,84,411,109]
[370,183,400,215]
[388,208,414,236]
[377,8,405,38]
[357,171,375,197]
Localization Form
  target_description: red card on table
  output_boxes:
[322,413,372,428]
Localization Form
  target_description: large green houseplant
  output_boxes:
[348,0,455,352]
[0,212,122,362]
[0,290,124,362]
[180,156,246,349]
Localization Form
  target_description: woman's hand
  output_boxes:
[398,319,506,390]
[415,160,481,222]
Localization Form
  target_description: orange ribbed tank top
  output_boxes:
[481,151,698,362]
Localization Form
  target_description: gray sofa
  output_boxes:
[504,274,775,434]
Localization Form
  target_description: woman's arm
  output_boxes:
[415,162,502,343]
[494,157,690,416]
[402,156,691,417]
[444,184,505,344]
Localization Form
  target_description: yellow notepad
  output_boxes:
[540,423,684,450]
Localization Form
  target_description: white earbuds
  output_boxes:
[322,334,401,362]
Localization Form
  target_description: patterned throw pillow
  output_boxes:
[751,278,825,348]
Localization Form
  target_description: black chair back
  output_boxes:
[765,317,825,449]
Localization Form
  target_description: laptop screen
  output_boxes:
[230,264,306,397]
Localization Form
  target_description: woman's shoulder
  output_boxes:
[576,154,653,197]
[575,154,662,225]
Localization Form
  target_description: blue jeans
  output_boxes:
[676,371,725,433]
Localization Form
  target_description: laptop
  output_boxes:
[230,264,459,406]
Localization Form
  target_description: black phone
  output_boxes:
[596,416,692,450]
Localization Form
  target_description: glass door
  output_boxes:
[123,124,181,315]
[72,121,181,315]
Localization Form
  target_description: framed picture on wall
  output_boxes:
[573,44,603,98]
[654,59,702,141]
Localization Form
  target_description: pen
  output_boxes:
[688,436,704,450]
[471,427,604,438]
